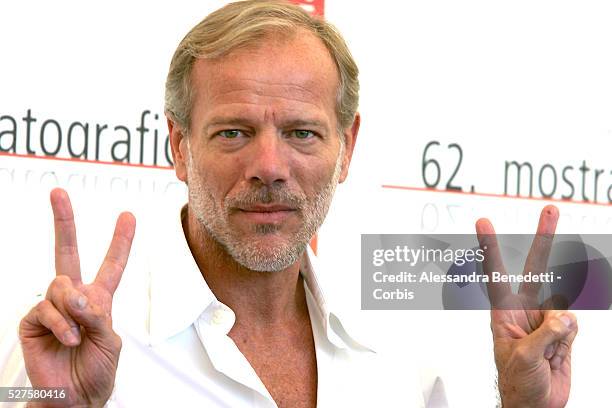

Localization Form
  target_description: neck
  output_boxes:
[183,205,308,327]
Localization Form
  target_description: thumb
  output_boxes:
[64,289,116,345]
[523,313,574,359]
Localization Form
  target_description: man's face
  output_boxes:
[170,30,358,271]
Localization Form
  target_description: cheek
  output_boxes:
[294,156,339,193]
[193,156,242,196]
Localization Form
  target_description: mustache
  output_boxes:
[225,185,306,209]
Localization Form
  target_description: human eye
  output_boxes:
[216,129,243,139]
[291,129,316,140]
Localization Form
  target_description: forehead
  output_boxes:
[190,30,340,119]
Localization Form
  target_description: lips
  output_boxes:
[235,204,297,223]
[239,204,295,212]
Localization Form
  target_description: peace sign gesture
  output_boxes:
[476,205,578,408]
[19,188,135,407]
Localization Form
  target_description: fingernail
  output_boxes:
[560,315,571,328]
[71,327,80,340]
[544,344,555,359]
[550,356,562,370]
[72,295,87,310]
[63,330,78,345]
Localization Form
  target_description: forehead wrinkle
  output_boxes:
[210,79,324,106]
[207,95,324,111]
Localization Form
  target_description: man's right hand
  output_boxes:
[19,188,136,407]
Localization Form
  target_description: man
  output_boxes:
[6,1,577,407]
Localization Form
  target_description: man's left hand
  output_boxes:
[476,205,578,408]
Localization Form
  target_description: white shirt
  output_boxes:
[0,205,448,407]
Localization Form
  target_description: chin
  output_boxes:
[229,238,309,272]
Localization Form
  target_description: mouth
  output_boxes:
[235,204,297,223]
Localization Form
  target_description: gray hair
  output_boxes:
[164,0,359,136]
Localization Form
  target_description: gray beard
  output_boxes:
[186,139,344,272]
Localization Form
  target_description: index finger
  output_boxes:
[94,212,136,295]
[50,188,82,285]
[476,218,511,308]
[519,205,559,298]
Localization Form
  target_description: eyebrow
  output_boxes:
[281,119,329,130]
[204,117,253,133]
[204,117,329,133]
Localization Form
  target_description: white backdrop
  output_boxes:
[2,1,612,406]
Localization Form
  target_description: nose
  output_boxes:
[243,129,290,186]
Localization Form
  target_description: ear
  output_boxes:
[338,112,360,183]
[167,116,188,183]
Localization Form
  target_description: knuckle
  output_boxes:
[17,325,28,343]
[18,314,31,340]
[35,299,51,314]
[539,234,554,246]
[549,326,563,338]
[35,301,62,327]
[555,341,570,357]
[55,274,73,287]
[548,320,566,337]
[113,334,123,351]
[17,325,25,341]
[19,301,51,340]
[47,275,71,296]
[513,345,531,364]
[57,244,78,257]
[567,313,578,329]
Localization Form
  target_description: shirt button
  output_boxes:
[211,309,225,325]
